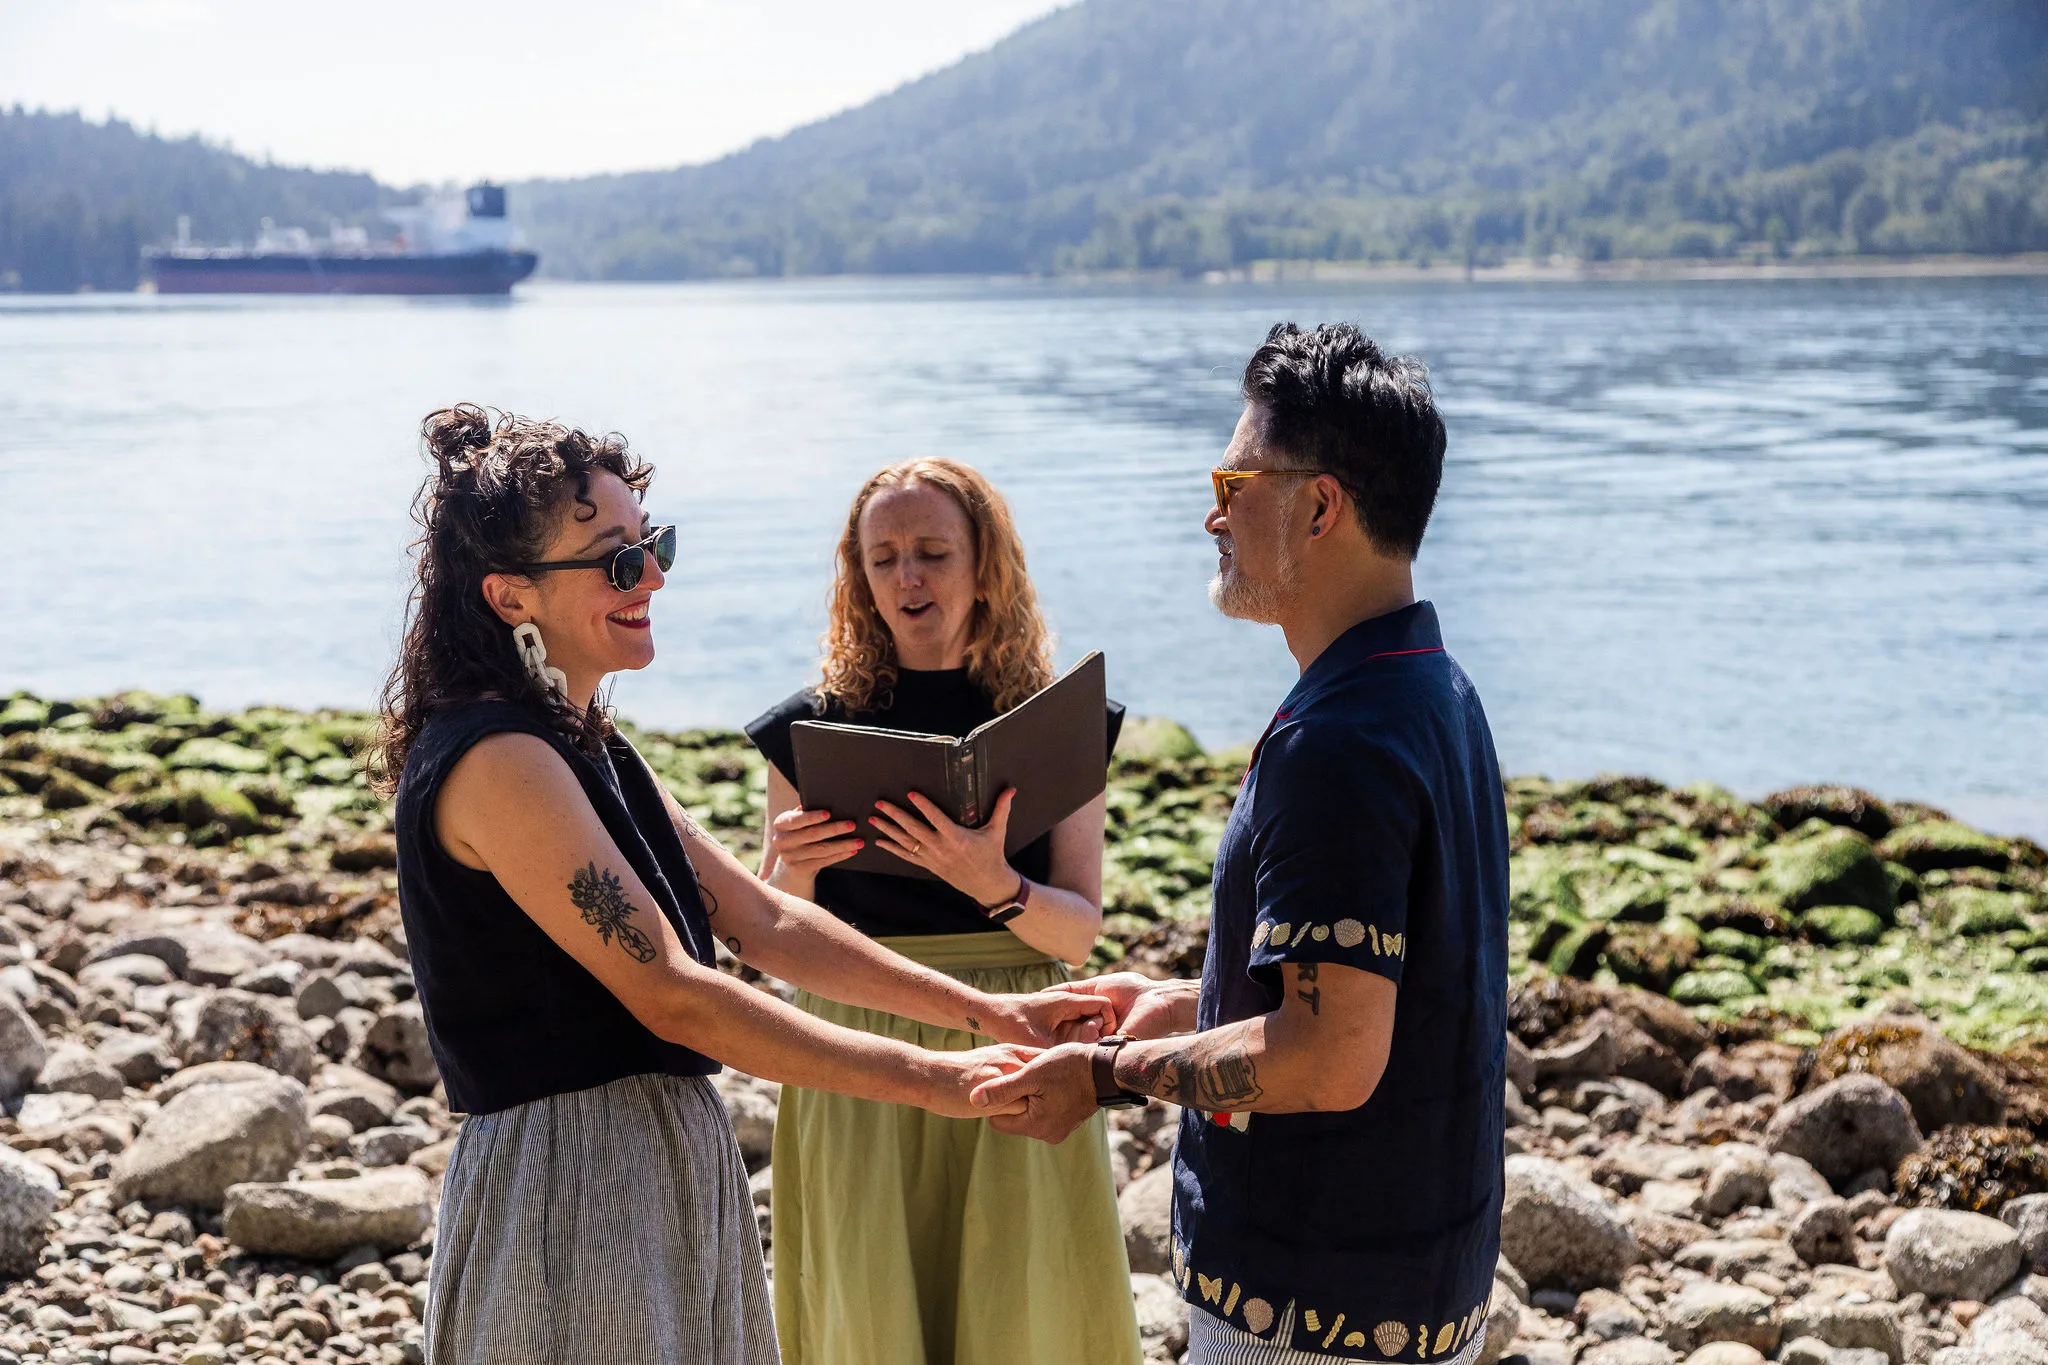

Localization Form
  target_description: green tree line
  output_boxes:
[0,108,389,292]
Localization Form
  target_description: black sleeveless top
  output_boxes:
[394,699,720,1115]
[745,667,1124,939]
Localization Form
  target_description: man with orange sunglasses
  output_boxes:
[975,323,1511,1364]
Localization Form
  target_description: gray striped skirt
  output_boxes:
[425,1072,779,1365]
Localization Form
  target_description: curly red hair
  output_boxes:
[818,459,1053,714]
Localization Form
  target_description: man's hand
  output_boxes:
[971,1041,1098,1143]
[978,989,1114,1046]
[1041,972,1197,1040]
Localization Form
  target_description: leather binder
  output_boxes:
[790,652,1108,880]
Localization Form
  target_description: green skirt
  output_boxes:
[772,932,1143,1365]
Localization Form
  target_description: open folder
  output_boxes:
[789,651,1108,880]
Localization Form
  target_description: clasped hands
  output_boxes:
[962,972,1195,1144]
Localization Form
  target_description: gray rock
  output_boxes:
[307,1065,401,1133]
[1679,1346,1765,1365]
[1779,1294,1900,1357]
[1884,1208,2023,1302]
[358,1001,438,1092]
[1659,1279,1780,1354]
[2005,1193,2048,1274]
[112,1073,309,1209]
[1672,1237,1805,1282]
[223,1167,432,1259]
[87,922,276,986]
[1770,1152,1838,1211]
[1964,1295,2048,1363]
[230,960,304,997]
[180,988,317,1082]
[93,1029,174,1086]
[154,1058,276,1099]
[1577,1287,1647,1340]
[1499,1154,1641,1292]
[37,1041,123,1100]
[715,1073,778,1171]
[0,986,47,1100]
[0,1144,60,1275]
[294,970,366,1021]
[1580,1339,1676,1365]
[1765,1074,1924,1187]
[1130,1272,1188,1362]
[76,954,175,992]
[1477,1279,1523,1365]
[349,1124,433,1168]
[1788,1196,1858,1267]
[1119,1163,1174,1276]
[1702,1143,1774,1218]
[1961,1295,2048,1364]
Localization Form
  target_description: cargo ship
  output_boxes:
[144,184,538,295]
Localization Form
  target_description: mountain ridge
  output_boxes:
[513,0,2048,278]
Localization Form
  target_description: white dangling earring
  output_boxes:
[512,623,571,708]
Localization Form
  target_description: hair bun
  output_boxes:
[421,403,494,475]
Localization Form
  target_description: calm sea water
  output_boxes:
[1,277,2043,836]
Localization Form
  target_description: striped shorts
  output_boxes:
[1188,1302,1484,1365]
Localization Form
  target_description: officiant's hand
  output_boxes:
[764,806,865,876]
[869,788,1019,907]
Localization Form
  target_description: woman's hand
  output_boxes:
[1041,973,1198,1040]
[868,788,1019,907]
[765,806,864,878]
[977,988,1116,1046]
[921,1044,1038,1119]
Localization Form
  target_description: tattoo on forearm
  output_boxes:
[1128,1039,1265,1110]
[722,935,742,957]
[568,862,658,962]
[1295,961,1322,1016]
[966,1015,982,1033]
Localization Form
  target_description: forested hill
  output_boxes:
[518,0,2048,278]
[0,109,391,292]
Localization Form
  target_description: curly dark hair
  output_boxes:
[368,403,653,794]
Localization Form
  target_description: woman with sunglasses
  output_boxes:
[744,458,1141,1365]
[374,408,1108,1364]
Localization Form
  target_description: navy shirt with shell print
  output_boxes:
[1170,601,1511,1362]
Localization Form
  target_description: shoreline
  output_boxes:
[3,691,2048,1361]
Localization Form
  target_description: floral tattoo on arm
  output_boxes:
[567,862,658,963]
[1125,1034,1265,1111]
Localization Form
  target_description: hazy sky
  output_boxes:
[0,0,1067,183]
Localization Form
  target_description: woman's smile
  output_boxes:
[608,597,652,630]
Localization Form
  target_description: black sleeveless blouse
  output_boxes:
[746,667,1124,939]
[394,700,720,1115]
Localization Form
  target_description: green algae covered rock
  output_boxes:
[1879,820,2012,874]
[1934,887,2035,937]
[1760,825,1894,919]
[1670,967,1760,1006]
[1803,905,1888,946]
[0,697,48,736]
[1113,716,1205,766]
[1602,923,1700,993]
[167,737,273,774]
[1763,784,1895,840]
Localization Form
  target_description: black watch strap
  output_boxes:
[1093,1035,1148,1109]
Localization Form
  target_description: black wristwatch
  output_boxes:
[982,874,1030,925]
[1093,1035,1149,1110]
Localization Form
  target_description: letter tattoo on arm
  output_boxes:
[1295,961,1322,1016]
[567,862,658,963]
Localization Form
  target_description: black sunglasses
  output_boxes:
[521,525,676,592]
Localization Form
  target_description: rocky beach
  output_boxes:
[1,688,2047,1365]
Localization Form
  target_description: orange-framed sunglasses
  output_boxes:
[1211,467,1320,509]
